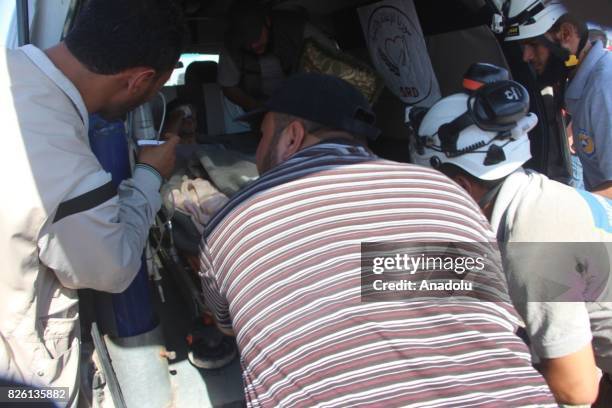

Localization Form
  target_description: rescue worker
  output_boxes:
[0,0,183,405]
[504,0,612,197]
[412,75,611,406]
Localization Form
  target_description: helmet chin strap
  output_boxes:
[477,180,505,209]
[565,32,588,67]
[538,30,588,68]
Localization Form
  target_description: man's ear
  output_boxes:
[558,22,578,46]
[277,120,306,161]
[126,68,156,96]
[452,174,475,196]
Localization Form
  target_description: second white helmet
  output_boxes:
[504,0,568,42]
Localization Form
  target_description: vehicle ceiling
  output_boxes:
[180,0,495,52]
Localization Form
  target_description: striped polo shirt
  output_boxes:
[199,140,554,407]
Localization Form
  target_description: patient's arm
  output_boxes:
[222,86,262,112]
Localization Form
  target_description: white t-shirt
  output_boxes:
[491,168,612,372]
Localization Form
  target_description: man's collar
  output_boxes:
[291,137,374,160]
[489,168,530,236]
[19,45,89,129]
[566,41,608,101]
[313,136,367,149]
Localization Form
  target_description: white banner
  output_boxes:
[358,0,441,107]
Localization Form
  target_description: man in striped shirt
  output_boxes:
[199,73,554,407]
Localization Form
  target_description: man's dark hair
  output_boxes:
[65,0,184,75]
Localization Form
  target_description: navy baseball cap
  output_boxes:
[237,73,381,140]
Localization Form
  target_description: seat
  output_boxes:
[176,60,250,137]
[176,61,221,135]
[426,25,511,96]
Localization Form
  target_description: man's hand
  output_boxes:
[137,135,180,179]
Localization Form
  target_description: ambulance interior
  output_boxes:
[15,0,575,407]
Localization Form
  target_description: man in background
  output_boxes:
[219,0,337,112]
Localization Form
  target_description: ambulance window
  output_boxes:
[165,53,219,86]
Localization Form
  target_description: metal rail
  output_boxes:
[16,0,29,46]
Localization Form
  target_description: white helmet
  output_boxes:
[504,0,568,41]
[411,81,537,181]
